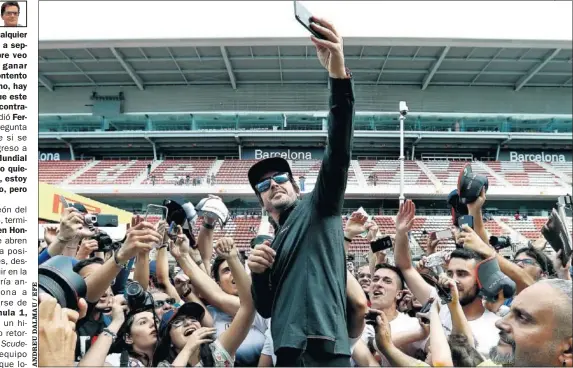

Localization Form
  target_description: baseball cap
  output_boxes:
[247,157,293,192]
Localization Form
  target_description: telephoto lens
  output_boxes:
[39,256,87,311]
[125,281,154,313]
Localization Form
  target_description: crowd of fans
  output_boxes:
[38,17,572,368]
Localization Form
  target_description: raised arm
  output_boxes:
[216,238,256,357]
[394,200,434,304]
[171,227,241,316]
[308,17,354,216]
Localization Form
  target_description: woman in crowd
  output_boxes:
[154,232,255,367]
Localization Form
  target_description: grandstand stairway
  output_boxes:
[473,161,511,187]
[416,161,443,191]
[133,160,162,185]
[351,160,367,187]
[208,160,225,183]
[61,160,100,185]
[536,161,572,187]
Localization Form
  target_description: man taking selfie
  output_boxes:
[247,16,355,367]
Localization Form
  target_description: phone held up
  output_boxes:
[294,1,327,40]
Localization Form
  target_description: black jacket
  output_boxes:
[251,77,355,356]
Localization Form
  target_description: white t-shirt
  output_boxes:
[261,319,277,365]
[429,289,501,360]
[361,312,426,366]
[105,353,144,367]
[207,306,267,366]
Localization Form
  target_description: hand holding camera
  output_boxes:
[458,225,495,258]
[215,237,238,260]
[438,274,460,306]
[76,238,99,260]
[170,225,190,259]
[309,17,346,79]
[370,310,393,351]
[109,296,127,328]
[58,207,94,242]
[115,222,161,264]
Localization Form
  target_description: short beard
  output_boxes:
[269,195,295,212]
[489,345,515,366]
[458,284,479,307]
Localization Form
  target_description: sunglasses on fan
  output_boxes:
[256,172,290,193]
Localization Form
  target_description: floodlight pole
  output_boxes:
[398,102,408,206]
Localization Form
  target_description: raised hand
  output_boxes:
[76,238,99,260]
[247,241,276,274]
[345,211,368,238]
[170,225,190,259]
[365,221,380,243]
[58,207,94,242]
[44,225,59,245]
[458,225,494,258]
[396,200,416,234]
[214,237,238,260]
[115,222,161,264]
[309,17,346,79]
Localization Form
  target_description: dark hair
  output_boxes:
[112,312,156,367]
[212,254,245,283]
[73,257,104,274]
[448,334,484,367]
[153,319,214,367]
[374,263,406,290]
[514,247,551,275]
[1,2,18,16]
[450,248,485,263]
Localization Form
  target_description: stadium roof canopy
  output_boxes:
[39,37,573,92]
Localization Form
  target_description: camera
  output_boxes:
[92,231,121,253]
[490,236,512,251]
[457,164,488,204]
[250,234,274,249]
[163,199,197,248]
[399,101,409,116]
[39,256,87,311]
[125,281,155,314]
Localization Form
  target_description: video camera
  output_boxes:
[124,281,154,315]
[39,256,87,311]
[92,231,122,253]
[490,236,512,251]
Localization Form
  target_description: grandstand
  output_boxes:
[39,36,572,259]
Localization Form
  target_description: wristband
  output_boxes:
[202,222,214,230]
[113,251,128,269]
[344,236,352,243]
[102,328,117,343]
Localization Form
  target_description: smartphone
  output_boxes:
[143,204,169,222]
[294,1,326,40]
[167,221,178,241]
[458,215,474,229]
[417,298,434,324]
[371,236,393,253]
[435,229,453,240]
[365,310,379,326]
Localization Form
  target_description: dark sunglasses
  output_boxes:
[154,298,176,309]
[256,172,290,193]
